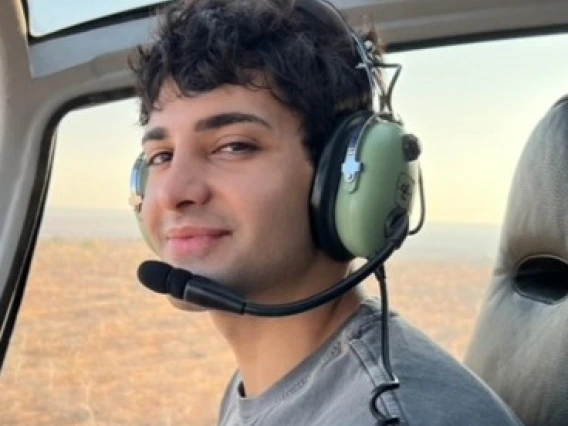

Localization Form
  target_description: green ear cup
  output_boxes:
[335,118,419,258]
[310,111,420,261]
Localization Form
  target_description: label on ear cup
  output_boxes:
[395,173,415,209]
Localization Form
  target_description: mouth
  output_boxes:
[164,227,231,258]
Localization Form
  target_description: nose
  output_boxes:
[153,151,211,212]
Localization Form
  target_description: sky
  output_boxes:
[46,32,568,225]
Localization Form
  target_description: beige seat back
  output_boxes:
[465,96,568,426]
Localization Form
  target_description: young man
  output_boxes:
[129,0,524,424]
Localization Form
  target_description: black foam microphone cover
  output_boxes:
[137,260,187,299]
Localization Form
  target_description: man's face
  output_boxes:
[140,82,324,301]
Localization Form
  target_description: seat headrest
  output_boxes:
[499,95,568,271]
[465,95,568,426]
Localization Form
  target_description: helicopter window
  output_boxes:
[27,0,173,37]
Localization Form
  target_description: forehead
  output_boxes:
[147,81,299,132]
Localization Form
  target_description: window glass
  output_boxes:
[27,0,171,37]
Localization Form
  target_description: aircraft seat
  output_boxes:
[465,95,568,426]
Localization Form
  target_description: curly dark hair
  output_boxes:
[129,0,381,163]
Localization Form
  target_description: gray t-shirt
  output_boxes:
[218,298,523,426]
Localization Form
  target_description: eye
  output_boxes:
[215,142,258,154]
[146,151,172,166]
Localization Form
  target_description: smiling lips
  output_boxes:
[165,227,231,257]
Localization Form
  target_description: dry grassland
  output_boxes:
[0,239,492,425]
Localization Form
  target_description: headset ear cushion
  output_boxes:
[310,111,372,261]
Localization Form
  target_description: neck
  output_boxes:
[210,262,365,398]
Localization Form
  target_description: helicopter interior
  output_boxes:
[0,0,567,425]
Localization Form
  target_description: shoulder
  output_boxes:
[218,370,240,424]
[337,299,523,425]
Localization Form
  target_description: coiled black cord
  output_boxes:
[369,265,401,425]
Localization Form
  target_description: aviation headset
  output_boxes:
[129,0,422,262]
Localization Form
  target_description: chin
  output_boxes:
[165,257,256,296]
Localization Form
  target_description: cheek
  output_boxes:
[232,159,314,241]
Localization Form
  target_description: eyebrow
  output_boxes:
[141,112,272,145]
[141,127,167,144]
[195,112,272,132]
